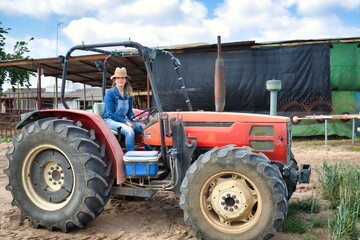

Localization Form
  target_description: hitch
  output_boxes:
[299,164,311,183]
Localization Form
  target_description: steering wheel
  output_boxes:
[130,107,157,122]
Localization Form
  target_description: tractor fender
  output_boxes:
[16,109,125,184]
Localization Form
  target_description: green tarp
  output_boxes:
[292,91,357,138]
[331,43,360,91]
[332,91,357,114]
[292,42,360,138]
[292,121,353,138]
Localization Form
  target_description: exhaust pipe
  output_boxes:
[214,36,225,112]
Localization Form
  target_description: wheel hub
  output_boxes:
[210,178,255,222]
[28,149,73,204]
[44,162,65,191]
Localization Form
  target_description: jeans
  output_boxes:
[105,118,144,151]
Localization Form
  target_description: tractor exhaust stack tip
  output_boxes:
[214,35,226,112]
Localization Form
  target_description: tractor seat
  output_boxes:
[93,102,105,116]
[93,102,117,135]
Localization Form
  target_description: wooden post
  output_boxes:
[37,64,42,110]
[147,75,151,109]
[55,77,58,109]
[325,119,328,145]
[83,84,86,110]
[352,118,355,144]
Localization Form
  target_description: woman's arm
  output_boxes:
[127,97,135,120]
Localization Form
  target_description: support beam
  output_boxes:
[37,64,42,110]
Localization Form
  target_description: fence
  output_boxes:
[0,91,37,138]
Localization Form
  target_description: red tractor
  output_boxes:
[5,41,310,240]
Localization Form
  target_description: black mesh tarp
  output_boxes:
[152,44,331,114]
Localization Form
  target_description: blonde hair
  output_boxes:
[112,76,133,97]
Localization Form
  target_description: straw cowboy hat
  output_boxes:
[110,67,129,79]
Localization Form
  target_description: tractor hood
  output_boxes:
[166,111,290,124]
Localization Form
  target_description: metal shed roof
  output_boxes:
[0,53,149,90]
[1,37,359,91]
[0,42,213,91]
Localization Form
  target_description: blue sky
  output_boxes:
[0,0,360,88]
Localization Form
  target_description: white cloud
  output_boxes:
[5,35,66,59]
[49,0,112,16]
[94,0,184,28]
[0,0,52,18]
[261,16,359,41]
[1,0,360,60]
[204,0,294,41]
[62,0,213,47]
[0,0,359,90]
[0,0,113,18]
[2,35,61,91]
[294,0,360,15]
[203,0,360,42]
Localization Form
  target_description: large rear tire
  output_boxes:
[4,118,113,232]
[180,145,288,240]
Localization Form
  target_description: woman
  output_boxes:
[102,67,144,151]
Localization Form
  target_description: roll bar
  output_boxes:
[60,41,193,112]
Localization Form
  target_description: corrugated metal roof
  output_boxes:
[1,37,359,90]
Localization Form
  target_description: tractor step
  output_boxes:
[111,186,156,198]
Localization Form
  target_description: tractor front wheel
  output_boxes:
[180,145,288,240]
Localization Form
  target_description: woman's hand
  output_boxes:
[125,121,135,128]
[132,116,140,121]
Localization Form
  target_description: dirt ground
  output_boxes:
[0,139,359,240]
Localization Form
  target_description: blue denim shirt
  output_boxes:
[102,86,134,123]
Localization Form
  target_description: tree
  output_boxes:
[0,21,35,93]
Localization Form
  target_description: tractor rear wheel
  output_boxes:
[4,118,113,232]
[180,145,288,240]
